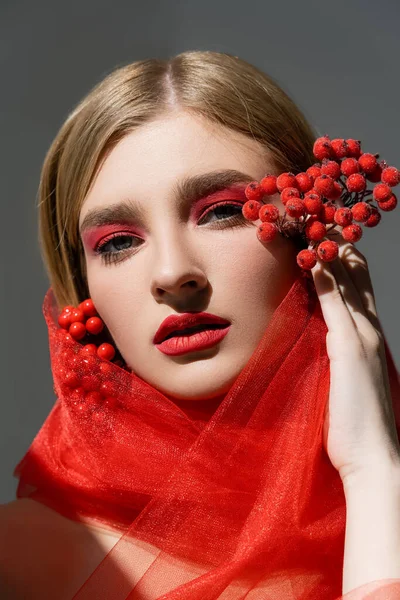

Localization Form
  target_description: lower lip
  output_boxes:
[155,326,231,356]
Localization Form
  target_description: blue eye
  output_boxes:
[96,234,140,266]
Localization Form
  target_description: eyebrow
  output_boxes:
[79,169,255,235]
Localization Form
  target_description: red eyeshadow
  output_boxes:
[190,185,248,221]
[82,225,145,251]
[81,184,249,251]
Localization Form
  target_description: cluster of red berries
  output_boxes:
[56,298,129,424]
[58,298,119,363]
[242,135,399,270]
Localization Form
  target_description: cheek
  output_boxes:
[214,231,298,307]
[86,271,144,339]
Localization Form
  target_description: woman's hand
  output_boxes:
[310,234,400,486]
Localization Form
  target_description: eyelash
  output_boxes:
[95,201,253,266]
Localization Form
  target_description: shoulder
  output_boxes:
[0,498,112,599]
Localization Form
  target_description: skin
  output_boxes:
[79,110,299,402]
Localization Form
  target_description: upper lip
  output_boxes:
[153,312,231,344]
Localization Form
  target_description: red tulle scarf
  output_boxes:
[13,271,400,599]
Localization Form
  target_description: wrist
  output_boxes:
[342,458,400,497]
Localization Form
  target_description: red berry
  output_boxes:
[80,354,99,372]
[330,181,343,199]
[346,173,366,193]
[245,182,264,201]
[345,139,362,158]
[281,187,300,204]
[86,316,104,335]
[306,214,320,225]
[364,207,382,227]
[317,240,339,262]
[256,222,278,243]
[58,313,71,329]
[340,158,360,177]
[305,221,326,241]
[306,164,322,181]
[341,223,363,242]
[276,172,298,192]
[358,153,377,173]
[260,174,278,195]
[378,193,397,211]
[304,192,323,214]
[381,167,400,187]
[295,172,314,193]
[79,298,98,318]
[57,329,73,343]
[314,175,335,197]
[70,386,85,400]
[259,204,280,222]
[85,391,103,407]
[82,343,97,355]
[285,198,306,218]
[100,380,117,397]
[313,136,333,161]
[97,343,116,361]
[334,207,353,227]
[64,371,80,388]
[331,138,350,159]
[373,183,392,201]
[99,362,113,375]
[71,399,92,415]
[321,160,341,180]
[69,321,86,340]
[242,200,261,221]
[103,397,118,410]
[320,204,337,224]
[296,248,318,270]
[366,164,382,182]
[67,355,80,370]
[71,308,85,323]
[351,202,372,222]
[81,375,99,392]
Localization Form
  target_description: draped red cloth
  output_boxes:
[13,269,400,599]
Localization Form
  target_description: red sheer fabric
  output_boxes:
[14,269,400,599]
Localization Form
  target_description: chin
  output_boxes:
[153,377,235,402]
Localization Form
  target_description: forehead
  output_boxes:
[83,112,272,208]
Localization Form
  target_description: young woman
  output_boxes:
[2,50,400,599]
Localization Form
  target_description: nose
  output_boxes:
[150,228,208,302]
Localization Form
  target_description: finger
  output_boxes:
[325,224,381,334]
[334,241,379,320]
[329,250,381,338]
[310,253,359,341]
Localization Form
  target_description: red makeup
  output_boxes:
[81,184,248,252]
[82,225,145,253]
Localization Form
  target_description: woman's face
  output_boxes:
[79,110,299,401]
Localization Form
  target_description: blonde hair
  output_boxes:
[38,50,317,308]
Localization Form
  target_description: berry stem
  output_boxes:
[326,224,340,235]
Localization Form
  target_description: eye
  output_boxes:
[95,233,141,266]
[94,202,252,267]
[198,201,249,227]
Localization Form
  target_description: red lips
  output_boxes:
[153,312,231,344]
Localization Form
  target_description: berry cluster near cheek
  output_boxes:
[242,136,399,272]
[57,298,126,365]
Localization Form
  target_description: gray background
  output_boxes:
[1,0,399,503]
